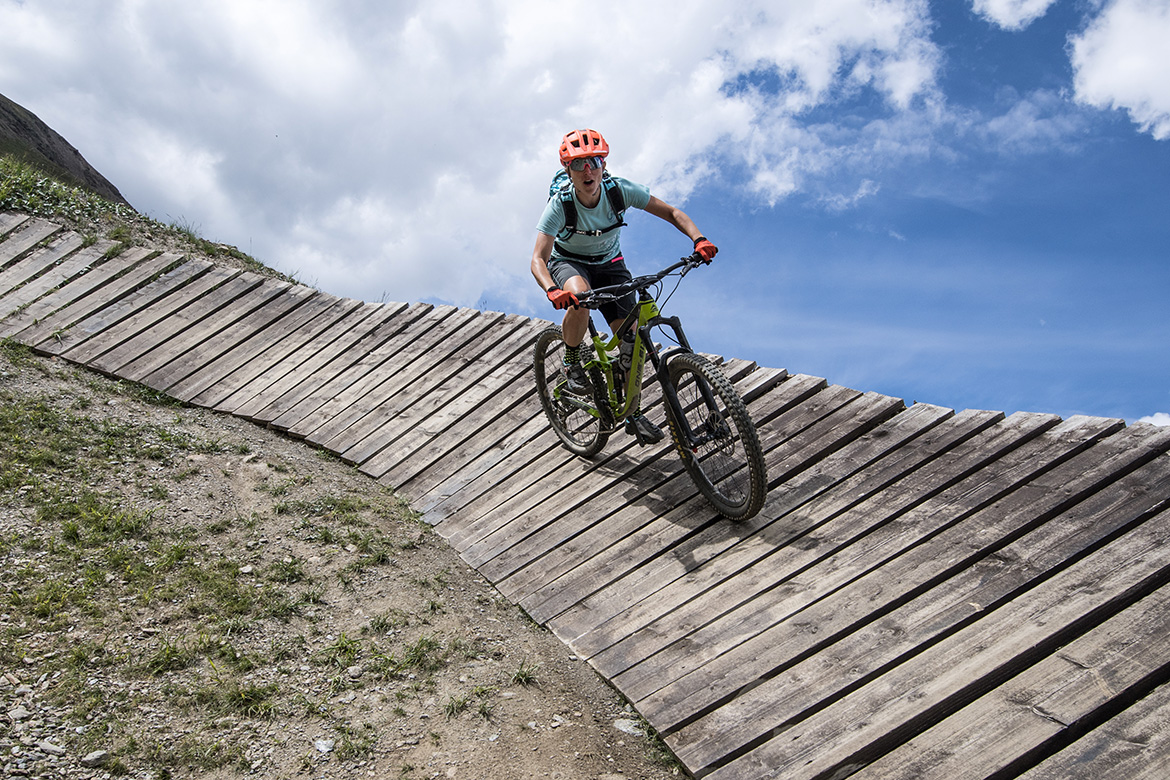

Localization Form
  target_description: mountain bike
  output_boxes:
[533,252,768,520]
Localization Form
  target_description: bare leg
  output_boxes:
[560,275,592,348]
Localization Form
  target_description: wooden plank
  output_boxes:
[76,266,248,374]
[234,301,429,423]
[550,380,897,657]
[111,272,278,382]
[0,212,29,236]
[276,305,483,439]
[43,258,212,357]
[665,437,1170,772]
[150,283,319,399]
[309,311,518,452]
[265,303,465,432]
[0,217,59,268]
[376,376,537,490]
[851,586,1170,779]
[372,321,550,489]
[414,364,786,526]
[406,398,546,510]
[1018,679,1170,780]
[545,408,1000,650]
[478,438,694,582]
[444,361,767,557]
[133,277,297,391]
[599,413,1098,694]
[701,503,1170,780]
[463,361,776,575]
[444,422,638,553]
[498,390,909,613]
[424,355,686,536]
[0,240,127,339]
[527,402,971,636]
[186,294,365,408]
[0,232,83,313]
[423,406,564,527]
[352,321,540,474]
[212,300,405,417]
[296,307,497,442]
[16,250,183,350]
[341,321,543,468]
[730,363,790,401]
[0,232,86,316]
[506,386,901,603]
[228,301,424,422]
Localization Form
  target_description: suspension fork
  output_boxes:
[641,313,721,449]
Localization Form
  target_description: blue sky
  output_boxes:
[2,0,1167,424]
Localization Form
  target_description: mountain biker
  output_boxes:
[530,128,718,445]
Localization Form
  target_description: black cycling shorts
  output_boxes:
[548,256,636,324]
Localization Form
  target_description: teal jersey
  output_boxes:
[537,175,652,264]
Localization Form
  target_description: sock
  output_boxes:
[563,344,581,365]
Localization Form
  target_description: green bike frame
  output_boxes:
[583,287,698,431]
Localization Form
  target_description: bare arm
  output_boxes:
[644,196,704,244]
[530,231,557,291]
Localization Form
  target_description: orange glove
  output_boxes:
[546,286,579,310]
[693,236,718,263]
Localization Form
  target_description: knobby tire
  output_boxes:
[533,325,612,458]
[664,353,767,520]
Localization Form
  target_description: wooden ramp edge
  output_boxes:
[3,212,1169,779]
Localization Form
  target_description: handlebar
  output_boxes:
[574,251,706,310]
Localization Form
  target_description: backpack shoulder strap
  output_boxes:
[602,173,626,219]
[557,185,578,240]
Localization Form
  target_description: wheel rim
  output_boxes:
[536,332,602,449]
[671,362,753,509]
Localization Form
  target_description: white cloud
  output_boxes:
[971,0,1059,31]
[1070,0,1170,140]
[979,89,1090,153]
[0,0,947,308]
[1138,412,1170,426]
[821,179,881,211]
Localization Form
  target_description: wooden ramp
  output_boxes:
[3,212,1170,779]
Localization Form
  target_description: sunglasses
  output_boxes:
[568,156,605,172]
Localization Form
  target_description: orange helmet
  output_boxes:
[559,128,609,166]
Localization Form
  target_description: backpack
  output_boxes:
[548,169,627,244]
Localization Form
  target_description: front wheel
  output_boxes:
[534,326,612,458]
[663,353,767,520]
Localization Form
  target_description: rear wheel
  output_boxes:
[663,353,767,520]
[534,326,612,457]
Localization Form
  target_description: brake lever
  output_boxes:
[679,252,703,277]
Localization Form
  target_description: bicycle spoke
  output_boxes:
[665,353,766,519]
[534,326,611,458]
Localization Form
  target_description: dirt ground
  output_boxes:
[0,343,682,780]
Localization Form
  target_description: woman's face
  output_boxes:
[568,157,605,204]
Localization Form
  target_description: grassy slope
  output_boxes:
[0,154,290,283]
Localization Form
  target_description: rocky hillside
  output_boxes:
[0,92,129,206]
